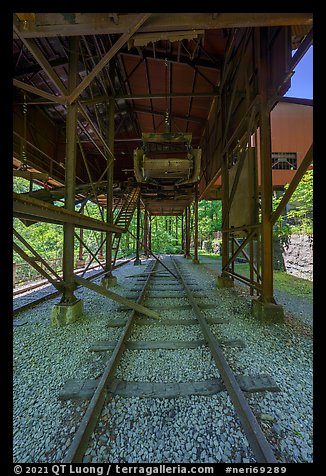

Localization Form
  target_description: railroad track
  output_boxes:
[59,256,279,464]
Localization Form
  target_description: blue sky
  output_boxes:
[285,45,313,99]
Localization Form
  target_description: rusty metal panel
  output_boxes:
[268,26,292,96]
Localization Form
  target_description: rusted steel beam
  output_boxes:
[290,28,313,71]
[234,237,261,282]
[143,209,149,257]
[120,50,220,71]
[76,138,105,221]
[81,237,107,278]
[62,36,79,304]
[13,242,62,291]
[66,14,152,104]
[259,28,274,303]
[13,24,68,95]
[135,193,141,262]
[222,223,261,234]
[221,90,230,277]
[77,103,115,162]
[14,13,312,39]
[13,193,123,233]
[222,230,256,272]
[271,144,313,226]
[105,100,115,275]
[193,183,199,263]
[80,91,219,106]
[13,79,65,104]
[185,206,191,258]
[13,228,62,282]
[74,232,105,271]
[249,238,254,296]
[222,270,261,291]
[74,275,160,320]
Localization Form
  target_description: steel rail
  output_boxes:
[171,257,277,463]
[63,259,158,463]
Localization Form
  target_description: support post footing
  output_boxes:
[51,299,83,326]
[251,298,285,323]
[76,259,86,268]
[217,275,234,288]
[101,276,118,288]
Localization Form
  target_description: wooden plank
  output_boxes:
[74,275,160,320]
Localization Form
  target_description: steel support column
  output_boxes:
[76,207,85,267]
[181,213,185,255]
[144,208,149,257]
[218,84,234,288]
[148,214,152,252]
[220,147,231,277]
[134,193,141,265]
[61,36,79,304]
[105,100,115,277]
[193,183,200,264]
[185,205,191,258]
[259,28,274,304]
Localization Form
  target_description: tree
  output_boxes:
[198,200,222,241]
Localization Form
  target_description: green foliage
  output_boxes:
[273,170,313,237]
[198,200,222,240]
[13,177,64,265]
[151,216,182,254]
[235,262,313,300]
[198,251,222,260]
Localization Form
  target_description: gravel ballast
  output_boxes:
[13,255,313,463]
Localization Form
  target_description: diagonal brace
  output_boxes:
[74,275,160,320]
[222,230,256,272]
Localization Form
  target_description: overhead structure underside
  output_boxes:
[13,13,312,216]
[13,13,313,309]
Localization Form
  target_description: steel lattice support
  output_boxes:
[193,183,200,264]
[259,28,275,304]
[134,192,141,265]
[185,205,191,258]
[143,209,150,257]
[61,36,79,304]
[105,100,115,277]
